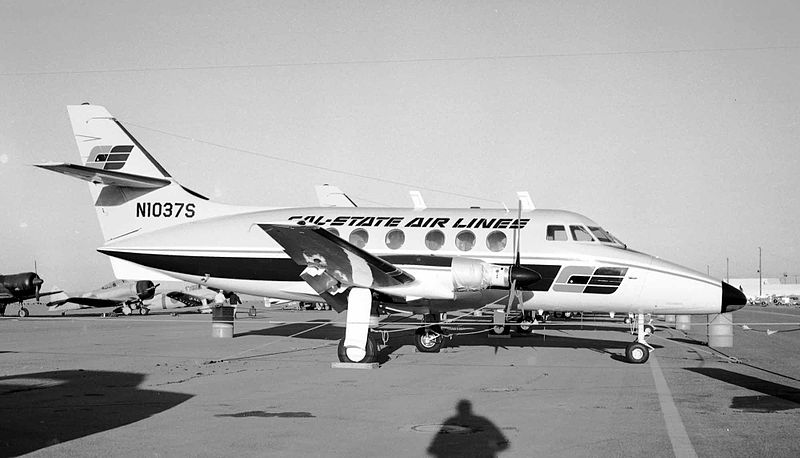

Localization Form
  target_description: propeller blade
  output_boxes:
[32,275,43,302]
[505,278,517,314]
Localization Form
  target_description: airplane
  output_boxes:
[1,271,62,317]
[47,279,159,315]
[36,104,747,365]
[47,280,238,315]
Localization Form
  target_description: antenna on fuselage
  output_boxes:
[409,191,426,210]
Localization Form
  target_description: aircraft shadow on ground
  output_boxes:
[234,319,658,363]
[0,369,193,457]
[686,367,800,413]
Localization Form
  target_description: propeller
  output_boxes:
[505,200,541,313]
[33,260,43,301]
[32,275,43,302]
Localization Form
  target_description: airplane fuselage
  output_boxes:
[98,206,738,316]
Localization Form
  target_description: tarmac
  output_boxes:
[1,303,799,457]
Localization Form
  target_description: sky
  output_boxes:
[1,0,799,292]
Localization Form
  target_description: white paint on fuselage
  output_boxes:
[101,207,723,315]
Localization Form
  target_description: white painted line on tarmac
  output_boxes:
[650,356,698,458]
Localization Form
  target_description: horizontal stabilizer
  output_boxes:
[35,162,170,189]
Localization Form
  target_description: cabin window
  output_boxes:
[588,226,613,243]
[546,225,568,241]
[455,230,476,251]
[425,230,445,251]
[486,231,507,252]
[326,228,340,237]
[385,229,405,250]
[570,225,594,242]
[349,228,369,248]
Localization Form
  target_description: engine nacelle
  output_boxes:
[451,257,510,292]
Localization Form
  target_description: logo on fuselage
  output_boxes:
[288,215,530,229]
[552,266,627,295]
[86,145,134,171]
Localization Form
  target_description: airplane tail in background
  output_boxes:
[36,104,265,280]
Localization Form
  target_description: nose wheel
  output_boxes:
[625,313,654,364]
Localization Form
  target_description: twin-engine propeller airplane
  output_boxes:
[37,104,747,364]
[1,271,62,317]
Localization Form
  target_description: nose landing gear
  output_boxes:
[625,313,654,364]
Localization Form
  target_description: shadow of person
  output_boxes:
[427,399,509,457]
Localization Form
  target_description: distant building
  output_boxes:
[729,278,800,299]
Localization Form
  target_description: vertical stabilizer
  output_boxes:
[38,104,266,257]
[68,104,170,180]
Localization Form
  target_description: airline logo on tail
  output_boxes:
[87,145,134,171]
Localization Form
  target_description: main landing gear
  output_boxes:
[625,313,654,364]
[415,326,445,353]
[337,333,379,363]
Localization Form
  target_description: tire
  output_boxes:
[491,325,508,335]
[514,312,536,334]
[18,307,29,318]
[414,328,443,353]
[337,334,378,363]
[140,308,150,316]
[625,341,650,364]
[644,324,655,335]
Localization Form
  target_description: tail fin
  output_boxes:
[68,104,172,179]
[36,104,263,278]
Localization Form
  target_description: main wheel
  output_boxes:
[491,324,508,335]
[516,320,535,334]
[18,307,29,318]
[414,328,443,353]
[337,334,378,363]
[139,307,150,316]
[625,341,650,364]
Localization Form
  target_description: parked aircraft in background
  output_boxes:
[1,271,62,317]
[47,280,239,315]
[47,279,158,315]
[38,104,747,364]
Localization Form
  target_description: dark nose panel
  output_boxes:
[721,281,747,313]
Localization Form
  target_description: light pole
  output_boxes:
[758,246,762,297]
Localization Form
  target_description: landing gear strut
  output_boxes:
[625,313,653,364]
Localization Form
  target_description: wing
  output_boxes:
[257,224,415,311]
[36,289,64,298]
[48,297,123,308]
[164,291,206,307]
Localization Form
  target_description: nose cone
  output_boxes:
[721,281,747,313]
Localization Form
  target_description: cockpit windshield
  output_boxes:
[587,226,613,243]
[546,223,626,248]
